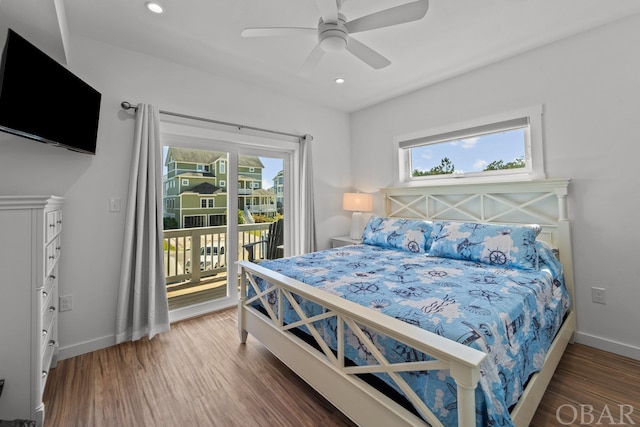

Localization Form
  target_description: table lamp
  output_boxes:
[343,192,373,240]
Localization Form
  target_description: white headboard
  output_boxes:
[381,179,574,307]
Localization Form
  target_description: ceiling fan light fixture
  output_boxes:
[334,77,345,84]
[319,35,347,52]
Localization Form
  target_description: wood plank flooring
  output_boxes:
[43,308,640,426]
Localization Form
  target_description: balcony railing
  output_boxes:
[163,223,272,286]
[243,203,277,214]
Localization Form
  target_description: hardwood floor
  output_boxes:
[44,308,640,426]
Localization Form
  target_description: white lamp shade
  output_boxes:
[343,193,372,240]
[343,193,373,212]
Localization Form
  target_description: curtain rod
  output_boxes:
[120,101,309,141]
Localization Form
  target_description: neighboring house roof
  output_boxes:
[166,147,221,165]
[239,156,265,168]
[184,182,220,195]
[166,147,264,168]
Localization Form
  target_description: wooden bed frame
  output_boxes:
[237,179,576,427]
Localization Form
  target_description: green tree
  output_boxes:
[484,157,525,171]
[163,217,179,230]
[412,157,455,176]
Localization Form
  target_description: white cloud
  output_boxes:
[450,137,478,149]
[462,137,478,149]
[420,149,433,160]
[473,159,488,171]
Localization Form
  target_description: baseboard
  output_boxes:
[56,303,237,361]
[574,331,640,361]
[169,299,236,323]
[57,334,116,361]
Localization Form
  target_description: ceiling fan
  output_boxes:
[241,0,429,75]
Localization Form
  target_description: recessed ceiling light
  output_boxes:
[334,77,345,84]
[145,2,164,13]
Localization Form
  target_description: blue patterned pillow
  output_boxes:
[362,217,433,253]
[429,221,541,270]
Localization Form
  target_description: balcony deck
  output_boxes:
[167,276,228,310]
[163,223,275,310]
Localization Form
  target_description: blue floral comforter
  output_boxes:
[253,243,570,426]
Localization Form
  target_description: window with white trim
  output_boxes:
[219,180,226,187]
[200,198,215,208]
[396,107,544,184]
[184,215,205,228]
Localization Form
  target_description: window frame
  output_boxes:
[394,106,544,186]
[200,197,215,208]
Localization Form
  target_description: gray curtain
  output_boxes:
[300,134,316,253]
[116,104,170,343]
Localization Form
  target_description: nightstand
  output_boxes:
[331,235,362,248]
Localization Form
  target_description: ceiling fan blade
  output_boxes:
[241,27,316,37]
[345,0,429,34]
[299,45,325,76]
[314,0,339,24]
[345,37,390,69]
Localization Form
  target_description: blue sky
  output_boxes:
[410,128,525,173]
[259,157,283,189]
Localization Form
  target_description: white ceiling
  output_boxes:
[3,0,640,112]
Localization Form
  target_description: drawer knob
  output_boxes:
[42,292,48,298]
[42,371,48,379]
[42,329,48,337]
[49,224,55,228]
[48,306,56,312]
[49,275,56,280]
[48,340,56,347]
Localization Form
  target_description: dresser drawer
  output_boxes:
[41,294,57,352]
[40,322,57,398]
[45,236,61,274]
[45,210,62,242]
[41,300,57,341]
[43,264,58,297]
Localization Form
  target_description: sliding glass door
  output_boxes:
[160,129,292,322]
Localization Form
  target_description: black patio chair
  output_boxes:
[243,219,283,262]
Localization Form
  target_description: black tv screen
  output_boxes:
[0,29,101,154]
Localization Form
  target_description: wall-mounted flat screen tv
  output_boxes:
[0,28,101,155]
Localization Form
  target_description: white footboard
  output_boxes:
[238,260,486,427]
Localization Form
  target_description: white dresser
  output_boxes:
[0,196,63,426]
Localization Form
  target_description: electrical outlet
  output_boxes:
[591,287,606,304]
[60,295,73,312]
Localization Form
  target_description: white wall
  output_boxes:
[350,14,640,359]
[0,35,351,358]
